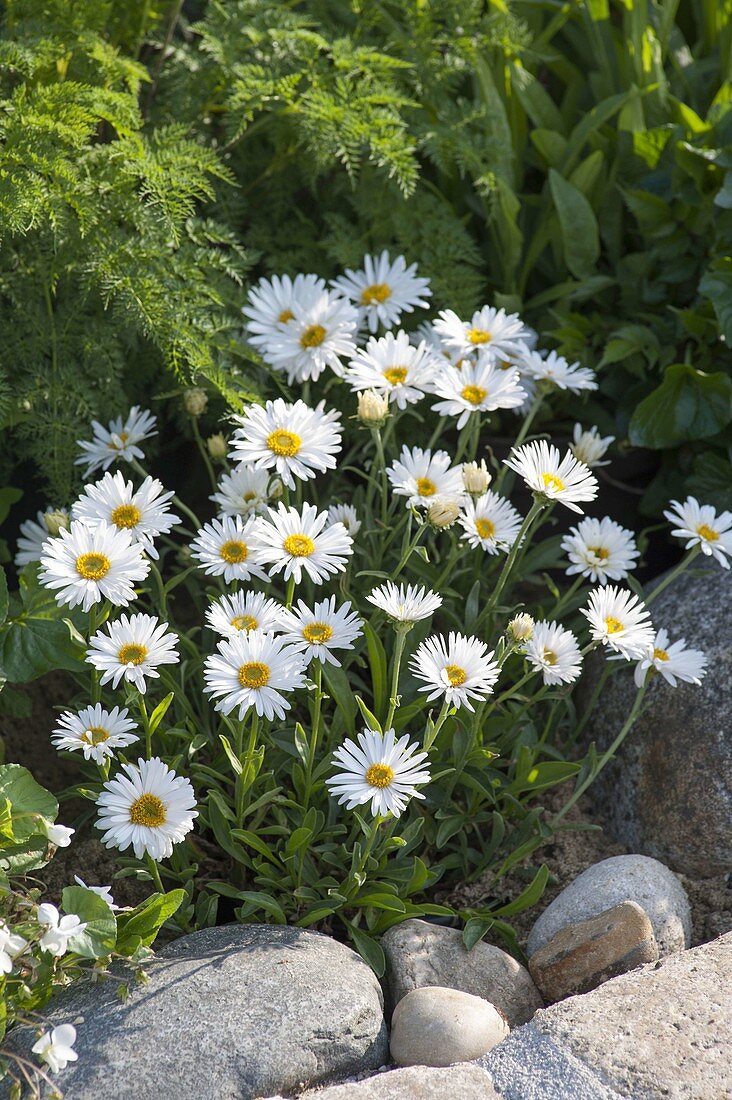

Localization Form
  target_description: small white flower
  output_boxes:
[36,904,87,957]
[32,1024,78,1075]
[204,631,307,721]
[45,823,74,848]
[504,440,598,514]
[260,290,358,383]
[462,459,492,495]
[582,585,654,660]
[387,445,465,509]
[525,621,583,685]
[430,359,527,428]
[561,516,639,585]
[52,703,139,764]
[210,466,272,518]
[570,423,614,467]
[190,515,268,585]
[96,757,197,862]
[458,491,523,554]
[356,388,390,425]
[410,632,500,712]
[230,399,343,491]
[521,350,597,393]
[366,582,442,624]
[87,613,179,694]
[326,727,431,817]
[72,471,179,559]
[74,876,118,910]
[0,922,27,974]
[331,251,431,334]
[205,590,283,639]
[14,509,69,568]
[433,306,531,362]
[663,497,732,568]
[75,406,157,477]
[250,503,353,585]
[278,596,362,667]
[347,330,436,409]
[508,613,535,642]
[634,628,707,688]
[40,520,149,613]
[243,272,325,351]
[327,503,362,538]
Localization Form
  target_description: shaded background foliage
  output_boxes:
[0,0,730,516]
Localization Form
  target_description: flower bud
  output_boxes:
[462,459,492,495]
[427,496,460,529]
[508,613,535,643]
[206,433,227,460]
[184,387,208,417]
[269,477,285,500]
[357,389,390,426]
[43,509,70,537]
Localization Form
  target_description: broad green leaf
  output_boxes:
[0,763,57,850]
[489,865,550,917]
[548,170,600,278]
[0,617,82,682]
[629,364,732,448]
[700,271,732,343]
[510,64,564,132]
[116,889,185,954]
[345,920,386,977]
[322,662,357,732]
[62,886,117,959]
[462,916,494,951]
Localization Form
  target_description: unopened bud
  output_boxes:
[269,477,285,500]
[184,388,208,417]
[462,459,492,495]
[427,496,460,529]
[508,613,535,643]
[357,389,390,426]
[43,509,70,537]
[206,433,227,460]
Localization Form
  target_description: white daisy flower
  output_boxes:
[36,904,86,957]
[205,590,283,639]
[51,703,139,764]
[525,621,583,685]
[663,497,732,568]
[582,585,654,660]
[209,466,272,518]
[39,520,149,613]
[0,923,27,974]
[346,330,436,409]
[87,613,179,694]
[410,632,500,712]
[14,509,70,567]
[570,423,614,467]
[633,628,707,688]
[278,596,362,667]
[72,471,179,560]
[75,406,157,478]
[32,1025,78,1074]
[366,581,442,624]
[250,503,353,585]
[190,515,267,585]
[230,399,343,491]
[561,516,639,585]
[45,823,74,848]
[521,349,597,393]
[73,876,118,911]
[458,491,524,554]
[326,727,431,817]
[327,503,362,538]
[95,757,197,862]
[261,290,358,383]
[242,272,325,352]
[331,251,432,334]
[387,445,465,509]
[433,306,531,362]
[504,440,598,514]
[430,359,527,428]
[204,631,307,721]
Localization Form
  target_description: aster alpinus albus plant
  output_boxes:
[26,253,718,979]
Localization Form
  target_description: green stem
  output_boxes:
[424,699,451,751]
[572,662,611,744]
[145,853,166,893]
[148,561,168,617]
[548,574,583,619]
[285,575,296,609]
[385,629,408,729]
[390,521,427,579]
[352,815,383,886]
[303,663,324,811]
[645,545,700,606]
[191,415,219,493]
[237,712,260,825]
[479,499,545,624]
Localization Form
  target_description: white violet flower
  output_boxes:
[74,876,119,911]
[44,823,75,848]
[0,922,27,973]
[37,904,87,957]
[32,1025,78,1074]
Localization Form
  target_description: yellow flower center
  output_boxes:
[498,358,512,370]
[588,545,610,561]
[243,491,258,502]
[110,503,142,529]
[467,328,491,345]
[81,726,109,746]
[383,367,408,386]
[118,643,148,666]
[238,661,270,689]
[278,308,295,323]
[267,429,301,457]
[231,614,258,632]
[542,648,558,667]
[697,523,719,542]
[475,518,496,539]
[653,647,669,661]
[302,621,333,644]
[300,324,326,348]
[360,283,391,305]
[542,472,565,492]
[365,762,394,788]
[75,552,111,581]
[108,431,129,451]
[604,617,624,634]
[129,793,167,828]
[283,533,315,557]
[445,664,467,686]
[461,384,487,406]
[220,539,248,564]
[416,477,437,497]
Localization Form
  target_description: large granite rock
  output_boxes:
[285,1063,500,1098]
[4,925,388,1099]
[381,919,542,1025]
[527,855,691,959]
[478,931,732,1100]
[589,562,732,877]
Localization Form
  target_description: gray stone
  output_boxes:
[589,561,732,876]
[527,854,691,958]
[382,919,542,1026]
[4,924,388,1099]
[390,986,509,1068]
[290,1063,500,1098]
[478,931,732,1099]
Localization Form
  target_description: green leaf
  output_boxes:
[219,734,243,776]
[700,271,732,343]
[61,886,117,959]
[548,169,600,279]
[345,920,386,977]
[148,692,174,734]
[0,763,57,866]
[0,617,82,682]
[355,695,382,734]
[0,489,22,528]
[489,865,550,918]
[629,364,732,448]
[0,567,7,628]
[116,889,185,954]
[321,662,357,732]
[362,621,387,719]
[462,916,494,951]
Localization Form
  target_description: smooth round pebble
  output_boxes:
[390,986,510,1068]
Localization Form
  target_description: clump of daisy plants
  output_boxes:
[4,252,727,1090]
